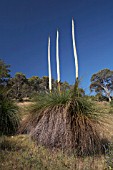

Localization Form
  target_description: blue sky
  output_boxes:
[0,0,113,94]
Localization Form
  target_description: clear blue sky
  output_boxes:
[0,0,113,94]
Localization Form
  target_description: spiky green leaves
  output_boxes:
[69,97,95,117]
[32,91,71,109]
[0,95,20,135]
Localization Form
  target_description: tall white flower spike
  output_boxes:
[72,19,79,79]
[56,30,61,92]
[48,36,52,92]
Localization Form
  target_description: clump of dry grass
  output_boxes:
[0,135,107,170]
[18,88,106,156]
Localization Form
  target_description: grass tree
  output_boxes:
[19,90,106,156]
[18,19,107,156]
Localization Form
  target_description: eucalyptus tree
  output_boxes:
[0,59,10,86]
[40,76,49,92]
[90,69,113,102]
[28,76,41,93]
[8,72,28,100]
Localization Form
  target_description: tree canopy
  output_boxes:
[8,72,28,101]
[90,69,113,102]
[0,59,10,86]
[0,59,81,101]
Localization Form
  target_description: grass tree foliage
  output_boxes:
[19,82,105,156]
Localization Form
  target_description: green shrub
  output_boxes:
[0,94,20,135]
[33,90,71,105]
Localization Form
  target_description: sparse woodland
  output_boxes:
[0,59,113,169]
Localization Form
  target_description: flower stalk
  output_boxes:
[72,19,79,80]
[48,36,52,93]
[56,30,61,92]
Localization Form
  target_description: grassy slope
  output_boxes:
[0,101,113,170]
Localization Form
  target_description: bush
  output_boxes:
[19,89,105,156]
[105,141,113,169]
[0,94,20,135]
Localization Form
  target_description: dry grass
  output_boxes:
[94,102,113,141]
[0,135,107,170]
[1,101,113,169]
[17,101,33,107]
[17,101,33,121]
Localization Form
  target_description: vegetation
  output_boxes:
[105,141,113,169]
[0,92,20,135]
[1,59,113,169]
[7,73,71,101]
[19,85,105,156]
[0,109,113,170]
[18,90,72,134]
[0,59,10,86]
[90,69,113,102]
[8,72,29,101]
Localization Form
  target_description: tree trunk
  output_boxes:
[108,96,111,102]
[102,86,111,102]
